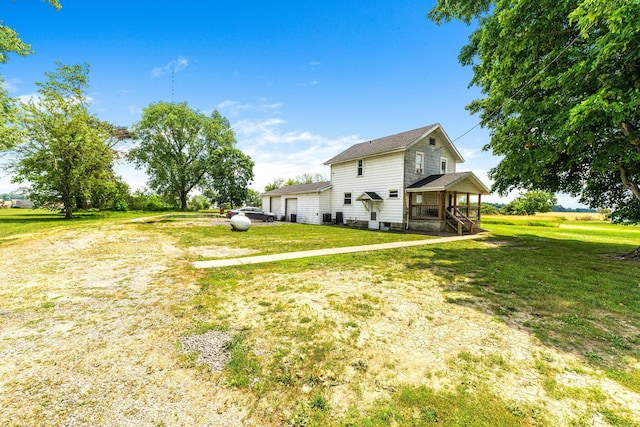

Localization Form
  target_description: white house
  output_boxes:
[262,123,490,234]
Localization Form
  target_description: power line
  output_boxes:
[449,0,620,144]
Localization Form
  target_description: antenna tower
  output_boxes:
[171,69,175,103]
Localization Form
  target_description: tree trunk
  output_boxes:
[180,193,188,211]
[63,191,74,219]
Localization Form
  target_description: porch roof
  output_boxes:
[356,191,384,201]
[406,172,490,194]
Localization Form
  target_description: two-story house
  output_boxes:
[262,123,490,234]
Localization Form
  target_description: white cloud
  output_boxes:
[151,56,189,78]
[297,80,319,87]
[1,78,20,93]
[233,118,359,191]
[216,99,283,117]
[308,61,321,70]
[16,93,41,104]
[459,147,480,160]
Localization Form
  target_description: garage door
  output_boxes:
[285,198,298,222]
[270,197,281,219]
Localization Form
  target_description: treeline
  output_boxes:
[0,193,27,201]
[484,203,597,213]
[481,191,600,215]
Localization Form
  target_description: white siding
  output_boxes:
[329,152,405,224]
[263,190,331,225]
[293,193,324,224]
[404,131,460,188]
[319,190,331,219]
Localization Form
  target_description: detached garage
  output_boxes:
[262,181,332,225]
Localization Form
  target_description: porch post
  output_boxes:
[439,191,445,220]
[478,194,482,221]
[466,193,470,215]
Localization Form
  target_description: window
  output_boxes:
[440,157,448,174]
[357,159,363,176]
[415,152,424,174]
[344,192,352,205]
[370,211,377,221]
[429,137,436,146]
[389,190,399,198]
[416,194,423,204]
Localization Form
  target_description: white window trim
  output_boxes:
[440,157,448,174]
[389,189,399,198]
[357,159,364,177]
[344,192,352,205]
[415,152,424,174]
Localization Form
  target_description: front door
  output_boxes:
[368,206,379,230]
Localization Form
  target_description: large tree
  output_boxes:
[201,146,254,208]
[1,0,61,150]
[428,0,640,223]
[131,102,237,211]
[12,63,117,219]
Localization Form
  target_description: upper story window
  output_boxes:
[357,159,363,176]
[415,152,424,174]
[440,157,448,174]
[344,192,352,205]
[429,137,436,146]
[389,190,399,198]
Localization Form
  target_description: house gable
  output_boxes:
[324,123,463,166]
[402,126,463,189]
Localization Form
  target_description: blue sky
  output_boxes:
[1,0,584,207]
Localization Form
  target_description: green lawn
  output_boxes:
[0,208,154,241]
[176,217,640,426]
[3,209,639,426]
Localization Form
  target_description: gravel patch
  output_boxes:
[0,225,245,426]
[179,331,233,372]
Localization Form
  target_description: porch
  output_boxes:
[405,172,490,235]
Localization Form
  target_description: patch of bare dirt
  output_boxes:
[0,225,245,426]
[219,267,640,425]
[187,245,259,259]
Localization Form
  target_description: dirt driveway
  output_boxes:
[0,223,244,426]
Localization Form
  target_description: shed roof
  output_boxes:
[324,123,463,165]
[262,181,332,196]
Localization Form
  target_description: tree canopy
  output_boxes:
[201,146,254,208]
[264,173,327,192]
[428,0,640,222]
[131,102,244,211]
[503,190,557,215]
[11,63,118,219]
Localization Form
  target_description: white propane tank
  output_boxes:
[230,212,252,231]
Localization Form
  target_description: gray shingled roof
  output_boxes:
[262,181,331,196]
[407,172,491,194]
[324,124,439,165]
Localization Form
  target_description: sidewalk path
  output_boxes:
[192,233,485,268]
